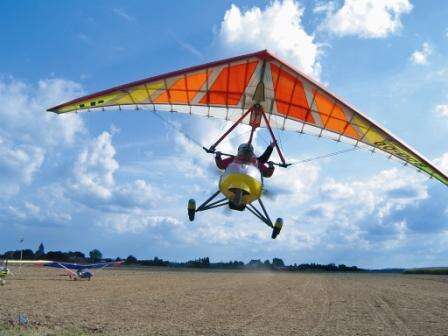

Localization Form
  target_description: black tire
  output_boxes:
[232,189,243,207]
[271,218,283,239]
[188,199,196,221]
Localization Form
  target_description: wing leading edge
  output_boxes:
[48,50,448,186]
[43,261,123,270]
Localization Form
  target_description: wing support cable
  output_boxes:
[151,110,205,150]
[285,147,358,167]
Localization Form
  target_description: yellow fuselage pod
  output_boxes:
[219,161,263,204]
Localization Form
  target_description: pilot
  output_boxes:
[215,142,275,178]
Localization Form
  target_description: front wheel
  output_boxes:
[271,218,283,239]
[188,199,196,221]
[232,189,243,207]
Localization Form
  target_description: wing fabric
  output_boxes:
[43,262,84,270]
[42,261,121,270]
[48,50,448,186]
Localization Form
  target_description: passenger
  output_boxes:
[215,142,275,178]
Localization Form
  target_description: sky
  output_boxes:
[1,0,448,268]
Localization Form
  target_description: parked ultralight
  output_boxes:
[1,259,122,283]
[48,50,448,239]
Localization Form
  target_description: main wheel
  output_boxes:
[188,199,196,221]
[0,279,5,286]
[232,189,243,207]
[271,218,283,239]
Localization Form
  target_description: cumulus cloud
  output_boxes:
[318,0,413,38]
[74,131,118,200]
[410,42,432,65]
[71,131,158,211]
[216,0,321,78]
[0,138,44,195]
[0,78,85,146]
[0,78,85,196]
[1,200,72,227]
[310,168,429,249]
[99,212,183,234]
[435,104,448,118]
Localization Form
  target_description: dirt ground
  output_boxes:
[1,267,448,336]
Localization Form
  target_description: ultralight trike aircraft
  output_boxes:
[48,50,448,239]
[0,259,122,284]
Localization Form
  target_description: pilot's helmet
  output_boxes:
[237,143,254,159]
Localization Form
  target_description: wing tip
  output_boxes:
[47,105,63,114]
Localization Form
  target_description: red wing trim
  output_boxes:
[47,50,273,113]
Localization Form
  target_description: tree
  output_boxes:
[272,258,285,267]
[248,259,263,268]
[35,243,45,258]
[21,249,35,260]
[89,249,103,262]
[46,251,66,261]
[125,255,138,264]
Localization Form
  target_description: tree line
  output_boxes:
[0,243,105,263]
[1,243,363,272]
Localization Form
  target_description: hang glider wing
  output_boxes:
[42,261,123,270]
[48,50,448,186]
[3,260,51,265]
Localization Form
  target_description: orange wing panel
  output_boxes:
[154,72,207,104]
[270,64,313,123]
[200,61,258,106]
[186,72,207,101]
[314,92,360,139]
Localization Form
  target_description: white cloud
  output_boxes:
[100,212,182,234]
[319,0,413,38]
[0,78,85,195]
[435,153,448,174]
[76,33,93,46]
[216,0,321,78]
[410,42,432,65]
[435,104,448,118]
[0,78,85,146]
[0,138,44,195]
[71,131,158,210]
[169,31,203,59]
[74,131,118,200]
[112,8,134,22]
[2,200,72,226]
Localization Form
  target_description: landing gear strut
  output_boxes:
[187,191,229,221]
[246,198,283,239]
[188,191,284,239]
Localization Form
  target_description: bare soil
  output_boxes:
[1,267,448,335]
